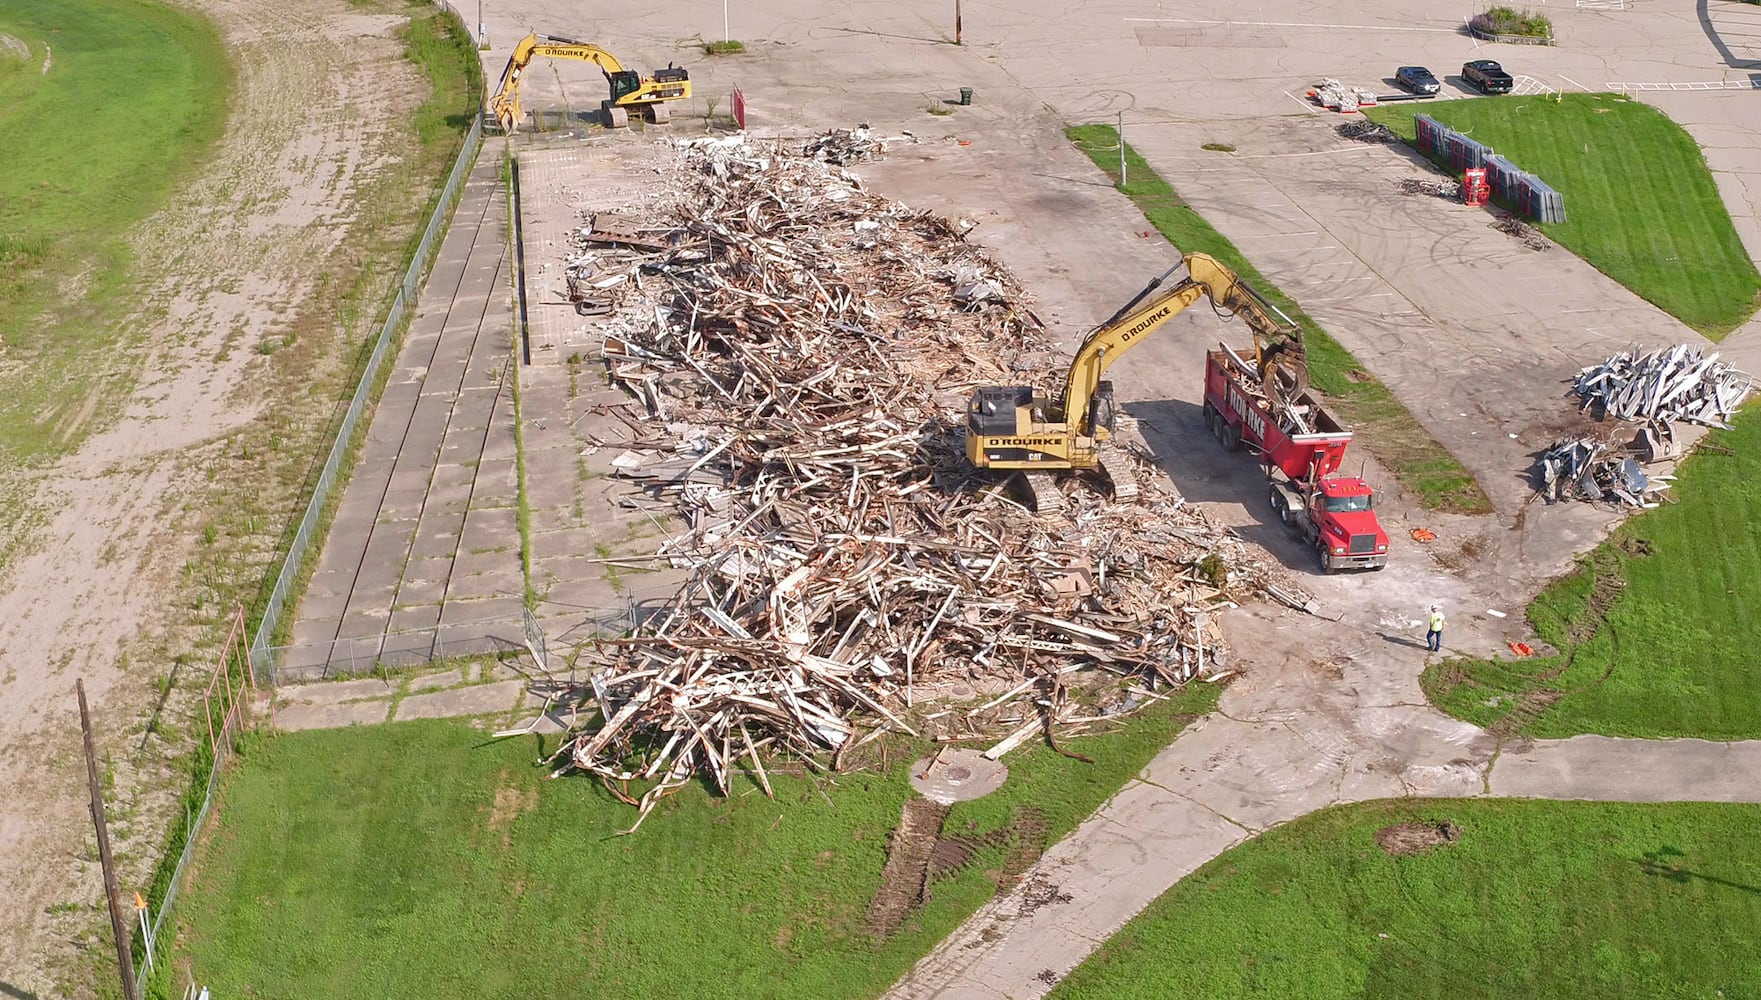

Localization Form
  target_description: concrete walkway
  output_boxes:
[886,603,1761,1000]
[264,661,567,732]
[286,149,526,678]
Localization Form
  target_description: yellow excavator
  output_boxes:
[489,33,691,133]
[964,252,1302,511]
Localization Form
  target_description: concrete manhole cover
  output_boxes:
[908,748,1007,804]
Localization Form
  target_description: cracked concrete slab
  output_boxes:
[394,678,526,720]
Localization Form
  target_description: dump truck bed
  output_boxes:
[1203,346,1353,482]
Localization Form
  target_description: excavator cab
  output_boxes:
[609,70,645,103]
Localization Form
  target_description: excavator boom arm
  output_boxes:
[1058,252,1298,435]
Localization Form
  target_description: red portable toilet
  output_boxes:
[1463,167,1490,207]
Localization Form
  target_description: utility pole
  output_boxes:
[723,0,730,43]
[1117,110,1127,186]
[80,680,140,1000]
[955,0,963,44]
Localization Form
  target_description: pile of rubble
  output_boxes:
[1397,176,1463,201]
[547,131,1290,826]
[1338,119,1396,144]
[1573,345,1752,429]
[1490,214,1549,251]
[1535,437,1673,508]
[800,124,894,165]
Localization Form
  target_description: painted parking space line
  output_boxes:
[1125,16,1460,33]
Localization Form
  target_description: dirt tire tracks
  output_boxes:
[0,0,424,989]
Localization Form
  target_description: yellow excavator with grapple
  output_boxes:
[964,252,1302,512]
[490,33,691,132]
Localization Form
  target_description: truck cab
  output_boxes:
[1306,477,1389,572]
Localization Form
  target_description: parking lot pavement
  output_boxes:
[1124,117,1706,516]
[511,138,689,640]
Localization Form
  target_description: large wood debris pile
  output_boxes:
[548,131,1291,827]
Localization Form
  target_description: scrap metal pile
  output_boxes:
[1572,345,1752,429]
[548,131,1283,826]
[1536,437,1673,507]
[1491,214,1549,252]
[1397,176,1463,200]
[1310,78,1379,113]
[1536,346,1752,508]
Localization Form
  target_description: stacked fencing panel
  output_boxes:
[1413,114,1565,223]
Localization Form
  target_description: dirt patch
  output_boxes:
[864,797,949,938]
[1375,819,1462,856]
[1432,533,1489,573]
[1568,550,1627,646]
[996,806,1050,891]
[0,33,29,60]
[484,773,538,846]
[1619,536,1654,558]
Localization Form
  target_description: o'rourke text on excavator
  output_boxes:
[988,437,1063,447]
[1121,304,1173,343]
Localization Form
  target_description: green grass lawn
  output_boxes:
[1425,406,1761,740]
[1052,798,1761,999]
[167,686,1216,999]
[1066,126,1491,515]
[0,0,228,467]
[1366,95,1761,338]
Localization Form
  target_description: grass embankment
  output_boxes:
[0,0,228,470]
[174,687,1216,999]
[1366,95,1761,338]
[1053,798,1761,999]
[1066,125,1490,515]
[1425,407,1761,740]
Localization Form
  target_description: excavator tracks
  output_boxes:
[1099,456,1140,505]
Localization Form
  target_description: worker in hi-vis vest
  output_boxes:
[1426,604,1446,652]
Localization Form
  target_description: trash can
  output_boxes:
[958,87,973,106]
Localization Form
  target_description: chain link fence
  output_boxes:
[247,107,483,687]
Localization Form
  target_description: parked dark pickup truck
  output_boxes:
[1462,59,1514,94]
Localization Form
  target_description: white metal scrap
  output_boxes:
[1573,345,1753,429]
[1535,437,1673,509]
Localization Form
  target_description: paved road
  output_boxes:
[286,151,525,678]
[508,138,689,644]
[886,603,1761,1000]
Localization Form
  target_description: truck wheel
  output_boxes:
[1270,491,1292,527]
[1224,424,1243,452]
[1319,549,1338,574]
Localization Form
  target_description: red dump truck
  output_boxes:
[1201,346,1390,573]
